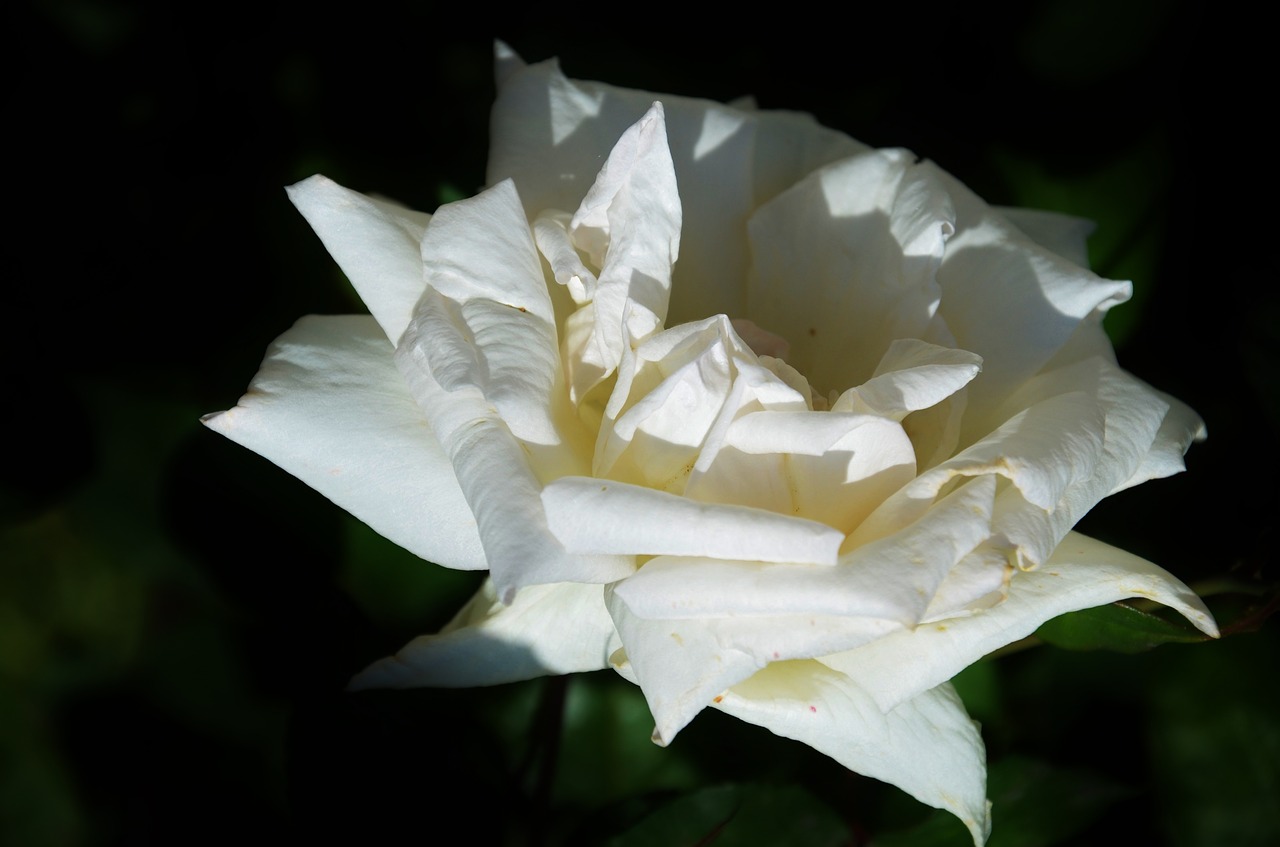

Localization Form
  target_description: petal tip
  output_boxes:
[494,42,524,87]
[200,408,235,433]
[649,725,670,747]
[347,655,411,691]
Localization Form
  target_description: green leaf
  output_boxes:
[608,783,848,847]
[1035,602,1211,654]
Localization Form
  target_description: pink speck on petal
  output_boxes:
[809,705,817,713]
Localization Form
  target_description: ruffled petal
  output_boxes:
[560,102,681,402]
[349,579,619,688]
[597,316,808,492]
[931,166,1132,428]
[855,349,1192,580]
[818,531,1218,713]
[407,178,562,444]
[286,175,430,346]
[489,49,865,325]
[715,665,991,846]
[969,355,1173,570]
[202,315,486,570]
[1111,385,1206,493]
[833,338,982,421]
[395,349,633,601]
[394,180,633,599]
[596,318,737,488]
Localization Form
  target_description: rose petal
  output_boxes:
[920,542,1015,620]
[1022,311,1205,494]
[395,180,634,599]
[715,666,991,847]
[408,178,563,445]
[286,175,430,346]
[202,314,486,570]
[746,149,954,395]
[606,586,901,745]
[899,392,970,474]
[597,317,742,488]
[349,579,620,689]
[561,103,682,402]
[611,474,996,623]
[686,410,917,535]
[818,530,1219,713]
[489,49,865,325]
[1111,385,1206,493]
[931,166,1133,424]
[979,356,1174,569]
[850,350,1178,572]
[850,386,1106,556]
[597,316,808,491]
[833,338,983,421]
[542,477,844,565]
[396,346,632,601]
[533,209,597,307]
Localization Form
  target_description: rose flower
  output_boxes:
[204,45,1216,844]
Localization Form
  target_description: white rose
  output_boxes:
[204,45,1217,844]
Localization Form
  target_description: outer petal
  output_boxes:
[602,476,998,745]
[349,580,619,689]
[1024,313,1205,493]
[853,357,1157,570]
[818,531,1219,713]
[920,355,1176,571]
[606,584,902,745]
[202,314,486,570]
[715,665,991,847]
[931,165,1132,429]
[1111,385,1206,493]
[286,175,430,346]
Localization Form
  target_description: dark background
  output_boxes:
[6,1,1275,845]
